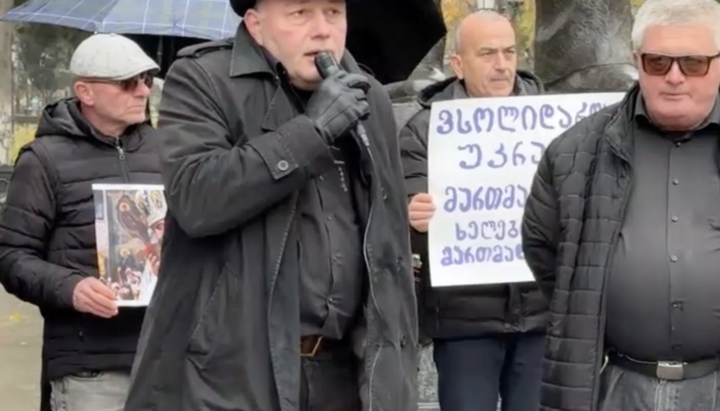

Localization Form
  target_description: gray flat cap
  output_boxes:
[70,33,160,81]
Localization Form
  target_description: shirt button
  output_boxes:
[277,160,289,171]
[671,215,679,222]
[672,179,680,185]
[670,255,678,262]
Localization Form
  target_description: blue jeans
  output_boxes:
[433,333,544,411]
[599,364,720,411]
[49,371,130,411]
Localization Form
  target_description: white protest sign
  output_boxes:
[427,92,625,287]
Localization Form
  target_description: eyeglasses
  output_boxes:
[640,52,720,77]
[80,72,154,91]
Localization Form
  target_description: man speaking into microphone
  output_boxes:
[123,0,417,411]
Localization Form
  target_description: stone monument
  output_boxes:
[534,0,637,91]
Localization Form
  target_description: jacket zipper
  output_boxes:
[79,136,130,341]
[115,137,130,183]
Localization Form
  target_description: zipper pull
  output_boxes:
[115,138,126,160]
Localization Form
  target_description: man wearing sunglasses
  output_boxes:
[0,33,161,411]
[522,0,720,410]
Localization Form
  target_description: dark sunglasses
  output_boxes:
[81,72,154,91]
[640,52,720,77]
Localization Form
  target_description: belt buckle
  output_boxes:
[656,361,684,380]
[300,336,324,358]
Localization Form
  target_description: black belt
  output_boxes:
[607,351,720,381]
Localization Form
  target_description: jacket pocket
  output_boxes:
[186,265,234,369]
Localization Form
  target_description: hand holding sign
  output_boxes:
[408,193,436,233]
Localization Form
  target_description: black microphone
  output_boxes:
[314,51,371,148]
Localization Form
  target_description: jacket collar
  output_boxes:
[229,24,273,77]
[66,99,146,151]
[602,83,639,163]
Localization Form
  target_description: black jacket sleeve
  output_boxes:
[0,148,83,308]
[521,145,561,302]
[399,111,429,197]
[158,57,336,238]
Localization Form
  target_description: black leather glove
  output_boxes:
[304,70,370,144]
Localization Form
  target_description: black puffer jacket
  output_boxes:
[399,72,548,340]
[522,85,642,411]
[0,99,161,380]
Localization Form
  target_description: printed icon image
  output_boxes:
[93,184,166,306]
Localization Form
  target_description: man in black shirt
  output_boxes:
[522,0,720,409]
[123,0,417,410]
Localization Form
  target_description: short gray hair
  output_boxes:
[631,0,720,51]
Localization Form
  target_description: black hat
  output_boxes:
[230,0,255,16]
[230,0,353,16]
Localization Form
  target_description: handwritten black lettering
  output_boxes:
[456,141,547,169]
[435,100,611,135]
[455,219,520,241]
[440,243,524,266]
[443,184,529,212]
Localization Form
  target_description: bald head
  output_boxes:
[454,11,513,53]
[449,10,517,98]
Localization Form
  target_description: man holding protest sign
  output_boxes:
[399,10,547,411]
[523,0,720,409]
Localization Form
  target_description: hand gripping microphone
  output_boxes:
[314,51,371,148]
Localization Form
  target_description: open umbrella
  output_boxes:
[1,0,241,39]
[3,0,445,84]
[1,0,241,77]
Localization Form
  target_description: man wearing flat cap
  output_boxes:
[0,33,161,411]
[123,0,417,410]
